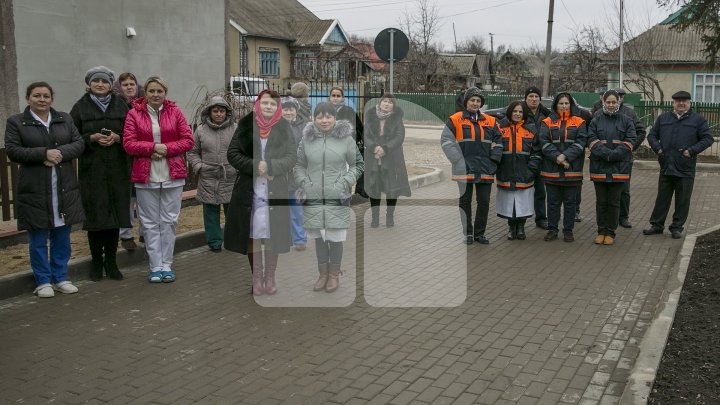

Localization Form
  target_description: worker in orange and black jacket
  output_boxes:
[441,87,502,245]
[538,92,588,243]
[587,89,637,246]
[496,101,543,241]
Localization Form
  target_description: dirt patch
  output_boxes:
[648,230,720,404]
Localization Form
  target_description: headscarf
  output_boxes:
[375,104,393,120]
[254,89,283,138]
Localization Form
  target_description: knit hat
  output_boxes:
[463,87,485,108]
[290,82,310,98]
[281,96,300,110]
[85,66,115,85]
[524,86,542,99]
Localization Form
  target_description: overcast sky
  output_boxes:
[300,0,673,52]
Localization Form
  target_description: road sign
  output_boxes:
[373,28,409,93]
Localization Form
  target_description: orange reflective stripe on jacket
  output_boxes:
[449,112,496,142]
[542,114,585,142]
[500,121,534,153]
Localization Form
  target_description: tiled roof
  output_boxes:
[227,0,318,40]
[437,54,477,76]
[290,20,334,46]
[352,42,386,71]
[603,24,707,64]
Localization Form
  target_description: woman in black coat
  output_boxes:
[329,86,367,198]
[363,94,411,227]
[4,82,85,298]
[70,66,132,281]
[587,90,636,245]
[224,89,297,296]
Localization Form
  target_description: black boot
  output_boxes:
[386,204,395,228]
[370,202,380,228]
[88,231,104,281]
[507,220,516,240]
[103,230,123,280]
[516,219,527,240]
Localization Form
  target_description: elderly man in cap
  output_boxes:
[643,90,714,239]
[442,87,502,244]
[522,86,552,229]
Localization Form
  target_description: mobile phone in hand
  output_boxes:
[100,129,112,136]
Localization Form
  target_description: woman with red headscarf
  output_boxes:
[224,89,297,296]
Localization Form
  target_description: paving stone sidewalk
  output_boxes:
[1,167,719,405]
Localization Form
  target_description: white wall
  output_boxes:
[12,0,225,119]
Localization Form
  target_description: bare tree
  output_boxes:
[397,0,442,91]
[603,2,667,101]
[457,35,488,54]
[556,26,609,92]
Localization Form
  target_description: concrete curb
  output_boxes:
[619,224,720,404]
[0,169,444,301]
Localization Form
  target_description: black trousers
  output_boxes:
[619,181,631,221]
[546,184,577,233]
[649,175,695,232]
[594,182,624,237]
[458,182,492,237]
[87,229,120,268]
[534,174,547,223]
[575,182,582,214]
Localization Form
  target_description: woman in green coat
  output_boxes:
[294,102,364,293]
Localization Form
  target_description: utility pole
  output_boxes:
[542,0,555,96]
[489,33,495,89]
[453,23,458,53]
[619,0,625,89]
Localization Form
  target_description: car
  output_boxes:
[227,76,269,105]
[482,97,591,121]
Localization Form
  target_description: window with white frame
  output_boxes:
[695,73,720,102]
[259,48,280,78]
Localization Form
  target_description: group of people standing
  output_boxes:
[5,75,412,298]
[442,85,713,247]
[6,68,194,297]
[5,71,713,299]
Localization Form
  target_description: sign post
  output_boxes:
[374,28,409,94]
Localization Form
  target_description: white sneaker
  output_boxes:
[53,281,78,294]
[34,284,55,298]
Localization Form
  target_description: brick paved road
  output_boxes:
[1,167,719,404]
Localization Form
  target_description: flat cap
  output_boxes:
[615,88,626,95]
[671,90,691,100]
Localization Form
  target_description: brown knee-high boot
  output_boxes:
[263,250,278,295]
[248,250,264,296]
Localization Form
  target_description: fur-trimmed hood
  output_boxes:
[302,119,354,140]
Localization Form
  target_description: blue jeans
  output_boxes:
[28,225,72,286]
[289,190,306,245]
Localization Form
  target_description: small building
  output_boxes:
[433,53,491,93]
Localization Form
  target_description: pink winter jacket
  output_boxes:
[123,97,194,184]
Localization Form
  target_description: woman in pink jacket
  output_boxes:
[123,76,194,283]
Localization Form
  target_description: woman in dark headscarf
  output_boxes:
[70,66,132,281]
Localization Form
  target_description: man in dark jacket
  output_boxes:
[643,91,714,239]
[522,86,552,229]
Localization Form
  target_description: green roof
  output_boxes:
[660,5,692,25]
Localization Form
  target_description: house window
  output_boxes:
[294,52,316,79]
[695,74,720,102]
[260,48,280,78]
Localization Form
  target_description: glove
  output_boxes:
[339,190,352,207]
[295,188,306,205]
